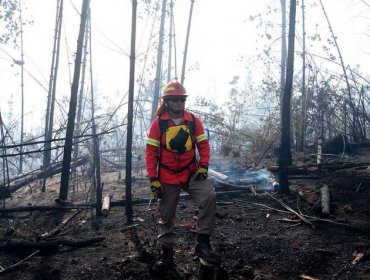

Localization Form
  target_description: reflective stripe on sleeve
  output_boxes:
[147,137,160,147]
[196,133,207,143]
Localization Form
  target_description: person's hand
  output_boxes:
[150,178,163,198]
[195,165,208,180]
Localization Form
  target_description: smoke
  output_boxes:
[209,167,278,192]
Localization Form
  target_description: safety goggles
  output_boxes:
[167,97,186,103]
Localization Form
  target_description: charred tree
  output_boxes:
[59,0,90,201]
[88,15,102,218]
[317,88,325,143]
[278,0,297,195]
[0,112,10,192]
[18,0,24,174]
[72,11,89,179]
[280,0,287,96]
[151,0,167,121]
[180,0,194,84]
[125,0,138,223]
[42,0,64,192]
[167,0,174,82]
[2,157,88,198]
[360,86,367,140]
[43,0,64,171]
[299,0,307,152]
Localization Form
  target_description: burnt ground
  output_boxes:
[1,148,370,279]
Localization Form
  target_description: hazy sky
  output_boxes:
[0,0,369,137]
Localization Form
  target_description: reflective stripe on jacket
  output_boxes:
[145,111,210,185]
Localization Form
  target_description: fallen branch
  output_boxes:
[39,210,83,239]
[0,250,39,274]
[0,204,95,213]
[0,157,88,199]
[251,202,291,214]
[356,182,363,192]
[0,236,105,250]
[254,195,370,233]
[276,218,301,223]
[268,162,370,173]
[266,192,315,229]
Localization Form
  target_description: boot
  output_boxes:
[195,234,222,264]
[152,245,174,273]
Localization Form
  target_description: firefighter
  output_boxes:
[145,81,221,272]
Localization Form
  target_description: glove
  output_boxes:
[195,165,208,180]
[150,178,163,199]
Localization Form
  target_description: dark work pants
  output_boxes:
[157,175,216,248]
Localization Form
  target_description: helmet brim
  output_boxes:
[162,94,188,98]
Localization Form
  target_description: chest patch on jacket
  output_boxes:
[165,125,193,153]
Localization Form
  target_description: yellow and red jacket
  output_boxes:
[145,111,210,185]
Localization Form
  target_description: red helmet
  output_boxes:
[162,81,188,98]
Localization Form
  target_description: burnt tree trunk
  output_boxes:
[299,0,307,152]
[72,14,89,180]
[0,112,10,197]
[18,0,25,174]
[278,0,297,195]
[280,0,287,98]
[79,10,102,222]
[43,0,64,173]
[180,0,194,84]
[150,0,167,121]
[125,0,138,223]
[167,0,174,82]
[59,0,90,201]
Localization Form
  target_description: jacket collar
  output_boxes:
[160,110,193,121]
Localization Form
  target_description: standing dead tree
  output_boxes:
[125,0,138,224]
[280,0,287,96]
[278,0,297,195]
[72,7,90,181]
[18,0,24,174]
[87,13,102,219]
[0,112,10,198]
[151,0,167,122]
[299,0,307,152]
[43,0,64,174]
[180,0,194,84]
[59,0,90,202]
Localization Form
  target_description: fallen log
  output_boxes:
[0,203,95,213]
[0,236,105,250]
[208,169,228,180]
[211,177,256,191]
[0,157,88,199]
[211,176,276,193]
[268,162,370,173]
[233,177,265,185]
[0,190,249,213]
[39,210,83,239]
[101,157,124,169]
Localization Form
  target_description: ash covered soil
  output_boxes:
[1,150,370,279]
